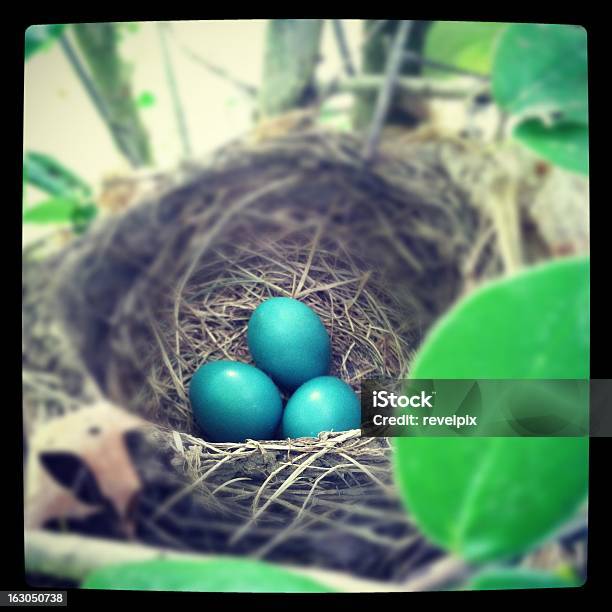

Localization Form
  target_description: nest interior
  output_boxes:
[50,131,485,580]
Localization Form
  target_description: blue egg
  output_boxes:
[189,360,282,442]
[282,376,361,439]
[247,297,331,390]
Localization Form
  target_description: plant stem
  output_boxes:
[331,20,356,77]
[71,23,153,168]
[362,20,412,161]
[25,529,408,592]
[258,20,324,118]
[157,23,192,158]
[58,33,114,139]
[166,24,257,98]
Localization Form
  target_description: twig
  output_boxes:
[362,20,412,161]
[328,74,482,100]
[26,529,472,592]
[400,555,470,591]
[24,530,410,592]
[331,19,356,77]
[166,25,257,98]
[58,33,132,163]
[360,20,388,49]
[157,23,192,158]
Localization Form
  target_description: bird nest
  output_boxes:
[49,129,488,581]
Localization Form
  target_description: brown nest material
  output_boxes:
[46,130,491,581]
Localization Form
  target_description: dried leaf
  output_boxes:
[25,402,145,533]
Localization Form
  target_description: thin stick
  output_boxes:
[58,33,133,164]
[157,23,192,158]
[336,74,481,99]
[295,221,325,296]
[331,19,356,77]
[167,25,257,98]
[360,20,388,49]
[362,20,412,161]
[25,529,469,592]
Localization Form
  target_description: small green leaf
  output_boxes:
[394,257,589,562]
[71,202,98,233]
[468,568,578,590]
[23,198,79,223]
[24,152,91,198]
[25,24,66,60]
[136,91,156,108]
[514,120,588,175]
[424,22,508,76]
[82,559,335,593]
[493,24,588,126]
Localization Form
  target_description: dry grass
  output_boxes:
[133,228,415,435]
[46,129,493,579]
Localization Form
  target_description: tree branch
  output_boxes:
[157,23,192,158]
[362,20,413,160]
[331,19,356,77]
[258,20,324,117]
[166,25,258,98]
[25,529,470,592]
[58,34,117,153]
[336,74,483,99]
[70,23,153,168]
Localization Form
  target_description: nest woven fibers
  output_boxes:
[50,130,490,580]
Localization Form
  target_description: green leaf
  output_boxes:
[82,559,335,593]
[394,257,589,562]
[514,120,588,175]
[493,24,588,126]
[468,568,578,590]
[424,21,508,76]
[136,91,156,108]
[24,152,91,199]
[25,24,66,60]
[23,198,79,223]
[409,257,589,379]
[71,203,98,233]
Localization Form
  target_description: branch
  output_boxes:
[331,20,356,77]
[362,20,413,160]
[70,24,153,168]
[336,74,484,99]
[58,34,117,152]
[166,25,257,98]
[258,20,324,117]
[157,24,192,158]
[360,20,389,49]
[25,529,469,592]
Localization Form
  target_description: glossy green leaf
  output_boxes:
[514,120,588,175]
[82,559,334,593]
[468,568,578,590]
[493,24,588,126]
[424,21,508,76]
[394,257,589,562]
[23,198,79,223]
[25,24,66,60]
[24,152,91,199]
[71,203,98,233]
[409,257,589,379]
